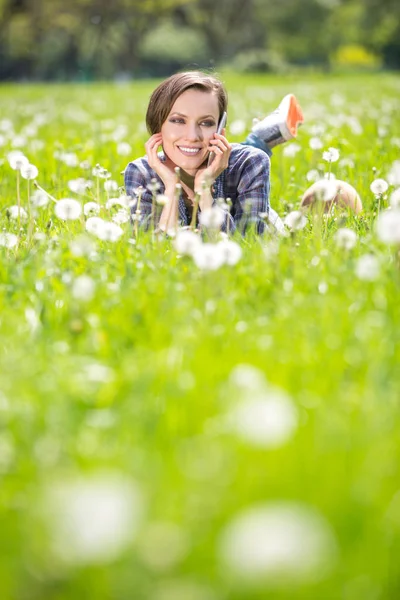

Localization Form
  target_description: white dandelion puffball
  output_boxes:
[284,211,307,232]
[376,209,400,245]
[355,255,380,282]
[86,216,105,236]
[7,205,28,220]
[370,178,389,196]
[68,178,92,195]
[309,137,323,151]
[20,163,38,180]
[104,180,119,192]
[229,389,298,448]
[282,143,301,157]
[229,119,246,136]
[218,502,337,582]
[43,472,142,565]
[55,198,82,221]
[8,151,29,170]
[229,364,267,391]
[83,202,100,216]
[217,240,243,265]
[199,206,225,229]
[174,230,202,256]
[117,142,132,156]
[334,227,357,250]
[112,209,130,225]
[390,188,400,208]
[322,147,340,163]
[192,242,225,271]
[388,161,400,186]
[30,190,49,208]
[96,221,124,242]
[72,275,96,301]
[0,233,18,248]
[301,179,362,214]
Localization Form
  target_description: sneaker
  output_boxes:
[252,94,304,148]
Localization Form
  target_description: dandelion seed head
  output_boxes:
[218,502,337,582]
[284,211,307,231]
[20,163,38,180]
[192,242,225,271]
[55,198,82,221]
[376,209,400,245]
[199,206,225,229]
[83,202,100,216]
[0,233,18,248]
[334,227,357,250]
[217,240,243,265]
[355,255,380,281]
[7,206,28,220]
[322,147,340,163]
[174,230,202,257]
[370,178,389,196]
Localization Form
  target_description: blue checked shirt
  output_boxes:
[124,143,270,234]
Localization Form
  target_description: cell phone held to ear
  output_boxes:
[207,111,227,167]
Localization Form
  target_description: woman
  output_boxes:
[124,71,304,234]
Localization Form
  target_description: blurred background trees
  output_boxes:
[0,0,398,80]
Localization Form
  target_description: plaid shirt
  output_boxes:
[124,143,270,234]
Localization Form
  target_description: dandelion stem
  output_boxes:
[16,170,21,231]
[190,193,200,230]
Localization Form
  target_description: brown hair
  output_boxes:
[146,71,228,135]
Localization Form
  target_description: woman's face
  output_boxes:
[160,89,220,175]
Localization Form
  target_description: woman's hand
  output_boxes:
[194,132,231,192]
[145,133,177,192]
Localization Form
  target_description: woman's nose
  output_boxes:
[185,123,202,141]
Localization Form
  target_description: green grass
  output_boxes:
[0,73,400,599]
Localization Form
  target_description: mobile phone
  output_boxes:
[207,111,227,166]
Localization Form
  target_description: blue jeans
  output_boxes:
[242,132,272,157]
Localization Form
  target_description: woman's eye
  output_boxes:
[201,120,215,127]
[170,118,184,124]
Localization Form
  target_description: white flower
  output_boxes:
[8,151,29,170]
[117,142,132,156]
[86,216,105,236]
[104,180,119,192]
[199,206,225,229]
[388,161,400,186]
[322,147,340,163]
[355,255,380,281]
[112,209,130,225]
[282,143,301,157]
[390,188,400,209]
[68,178,92,194]
[20,163,38,180]
[156,194,168,206]
[306,169,321,182]
[30,190,49,208]
[309,137,323,150]
[43,472,142,565]
[218,502,337,581]
[376,209,400,245]
[284,210,307,231]
[7,205,28,220]
[70,235,95,257]
[72,275,96,301]
[229,389,298,448]
[229,119,246,136]
[174,230,202,256]
[92,165,110,179]
[0,233,18,248]
[84,202,100,216]
[370,178,389,196]
[217,240,243,265]
[334,227,357,250]
[96,221,124,242]
[60,152,79,167]
[312,179,338,202]
[192,242,225,270]
[229,364,267,391]
[55,198,82,221]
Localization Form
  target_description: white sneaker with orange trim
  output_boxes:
[252,94,304,148]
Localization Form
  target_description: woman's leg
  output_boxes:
[241,94,304,158]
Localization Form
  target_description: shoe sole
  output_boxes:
[280,94,304,140]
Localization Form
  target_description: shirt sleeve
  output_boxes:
[232,151,270,235]
[124,161,153,226]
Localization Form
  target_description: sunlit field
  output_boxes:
[1,72,400,600]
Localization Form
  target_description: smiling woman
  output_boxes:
[124,71,304,234]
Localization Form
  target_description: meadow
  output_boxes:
[1,72,400,599]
